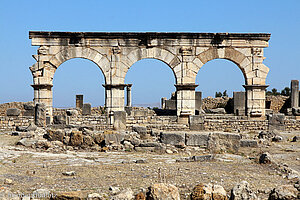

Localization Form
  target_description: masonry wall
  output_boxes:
[0,116,34,131]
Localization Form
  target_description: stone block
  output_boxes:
[207,132,241,153]
[186,132,209,147]
[240,139,258,147]
[104,132,125,145]
[113,111,126,131]
[35,103,46,127]
[23,102,35,116]
[205,108,226,114]
[233,92,246,116]
[268,113,285,131]
[160,132,185,146]
[189,115,204,130]
[82,103,91,115]
[164,99,176,110]
[6,108,21,116]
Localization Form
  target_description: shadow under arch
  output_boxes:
[52,57,106,108]
[124,58,177,107]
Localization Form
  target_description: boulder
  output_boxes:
[6,108,21,116]
[230,181,257,200]
[135,192,146,200]
[66,109,79,116]
[83,135,95,146]
[213,185,228,200]
[259,152,274,164]
[17,138,37,147]
[93,133,105,145]
[133,126,148,139]
[110,188,134,200]
[104,131,125,145]
[69,131,83,146]
[160,132,185,146]
[147,183,180,200]
[87,193,106,200]
[268,185,298,200]
[53,191,85,199]
[190,183,213,200]
[25,122,37,132]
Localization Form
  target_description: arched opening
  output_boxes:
[195,59,245,114]
[124,58,176,110]
[52,58,105,109]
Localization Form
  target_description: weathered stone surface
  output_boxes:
[230,181,257,200]
[233,92,246,116]
[17,138,37,147]
[186,132,209,147]
[35,103,46,127]
[104,131,125,145]
[132,126,147,139]
[69,131,83,146]
[176,155,213,162]
[268,185,298,200]
[147,183,180,200]
[6,108,21,116]
[290,80,299,108]
[82,103,91,115]
[189,115,204,130]
[160,132,185,146]
[83,135,95,146]
[135,192,146,200]
[207,132,241,153]
[45,129,64,142]
[53,191,85,199]
[190,183,213,200]
[87,193,106,200]
[66,109,79,116]
[110,188,134,200]
[213,185,228,200]
[113,111,126,131]
[268,113,285,131]
[76,94,84,109]
[206,108,226,114]
[25,122,37,132]
[240,139,258,147]
[292,136,300,142]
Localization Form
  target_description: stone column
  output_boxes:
[243,85,268,118]
[126,84,132,107]
[290,80,299,108]
[175,84,198,123]
[103,84,126,114]
[31,84,53,121]
[76,95,83,109]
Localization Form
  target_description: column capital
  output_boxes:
[31,84,53,90]
[102,84,127,90]
[243,84,269,90]
[175,84,198,90]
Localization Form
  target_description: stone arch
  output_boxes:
[48,47,110,84]
[195,47,250,84]
[120,47,180,84]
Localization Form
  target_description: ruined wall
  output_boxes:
[0,116,34,131]
[265,95,289,113]
[0,102,34,116]
[202,97,231,110]
[203,115,268,132]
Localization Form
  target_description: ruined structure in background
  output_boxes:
[29,31,271,123]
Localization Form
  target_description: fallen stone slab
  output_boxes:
[240,139,258,147]
[176,155,213,162]
[160,132,185,146]
[185,132,209,147]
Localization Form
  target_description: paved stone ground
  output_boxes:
[0,132,299,199]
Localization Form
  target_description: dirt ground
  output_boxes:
[0,131,299,199]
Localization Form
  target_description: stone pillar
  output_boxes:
[31,84,53,120]
[243,85,268,118]
[35,103,46,127]
[103,84,126,114]
[161,97,167,109]
[195,91,202,114]
[233,92,246,116]
[126,84,132,107]
[290,80,299,108]
[175,84,198,123]
[76,95,83,109]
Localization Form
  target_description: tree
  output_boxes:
[222,90,228,97]
[281,87,290,96]
[215,92,222,97]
